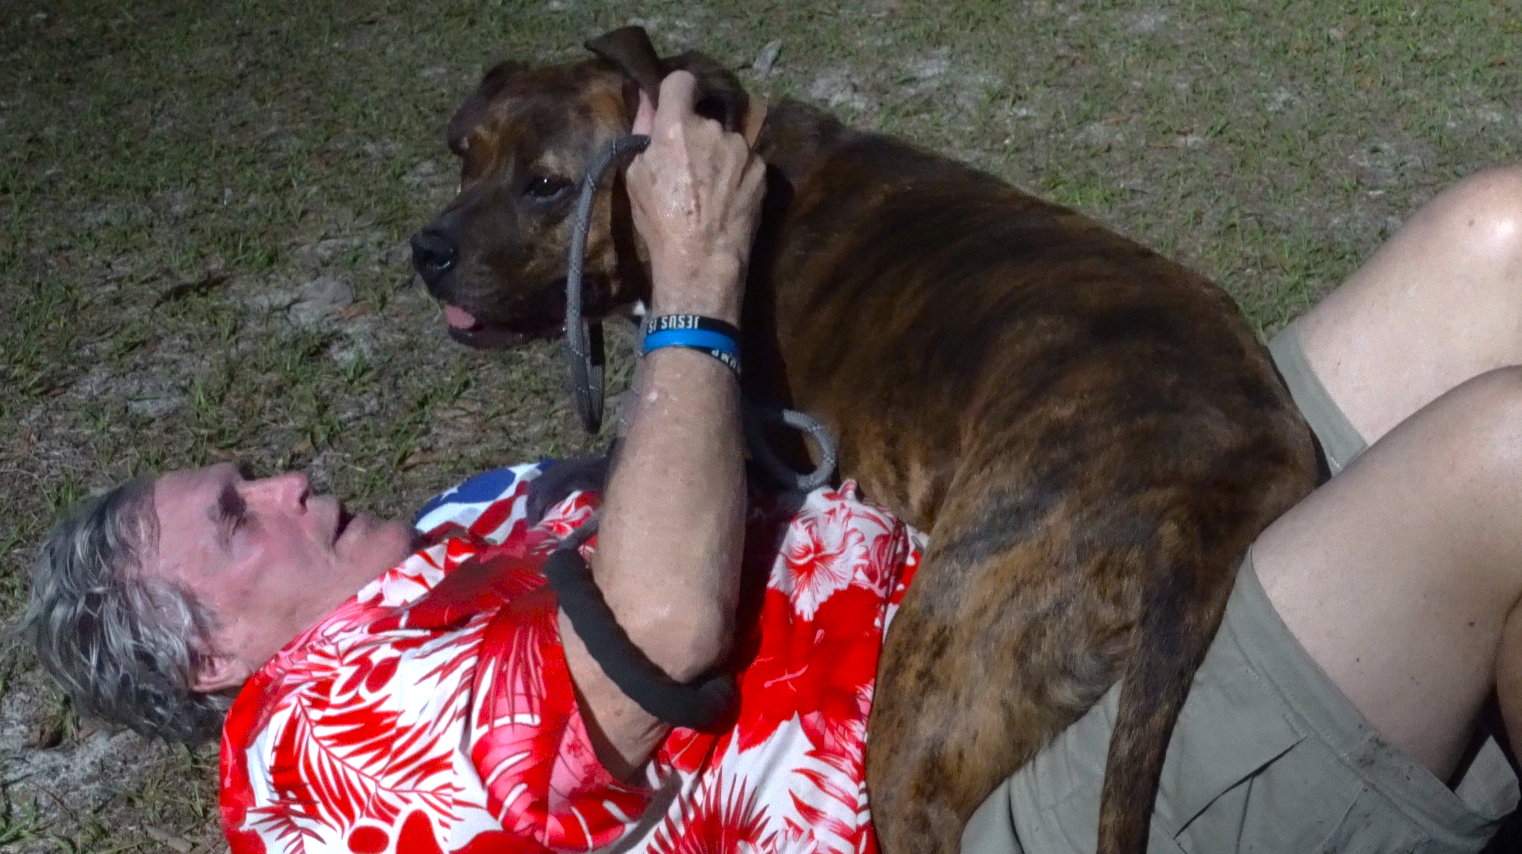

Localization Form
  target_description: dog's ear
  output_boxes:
[585,27,749,133]
[585,27,668,101]
[447,60,525,156]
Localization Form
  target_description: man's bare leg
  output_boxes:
[1253,164,1522,781]
[1296,165,1522,445]
[1255,368,1522,780]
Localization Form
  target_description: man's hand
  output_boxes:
[559,70,755,780]
[625,71,766,326]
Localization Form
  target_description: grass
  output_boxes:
[2,0,1519,849]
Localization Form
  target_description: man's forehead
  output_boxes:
[157,465,226,496]
[142,469,211,571]
[154,464,249,517]
[152,468,212,529]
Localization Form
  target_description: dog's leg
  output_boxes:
[867,527,1136,852]
[867,464,1311,854]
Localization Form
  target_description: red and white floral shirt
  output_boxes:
[219,463,923,854]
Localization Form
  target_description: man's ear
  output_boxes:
[584,27,749,133]
[447,60,525,157]
[191,652,253,694]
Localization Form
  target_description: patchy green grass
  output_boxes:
[2,0,1519,849]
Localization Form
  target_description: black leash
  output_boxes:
[564,133,651,435]
[547,133,841,730]
[542,516,735,729]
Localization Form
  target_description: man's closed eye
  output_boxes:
[217,484,250,546]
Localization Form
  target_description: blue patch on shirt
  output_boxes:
[412,460,558,526]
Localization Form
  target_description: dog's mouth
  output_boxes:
[436,275,610,350]
[440,301,560,350]
[444,304,531,349]
[443,304,481,331]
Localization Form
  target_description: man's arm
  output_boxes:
[557,71,765,778]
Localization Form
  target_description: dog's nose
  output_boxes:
[410,229,457,285]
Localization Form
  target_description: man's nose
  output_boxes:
[410,229,457,289]
[250,471,310,510]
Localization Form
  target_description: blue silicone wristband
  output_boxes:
[641,328,741,376]
[642,328,741,357]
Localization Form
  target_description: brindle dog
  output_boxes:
[410,26,1319,854]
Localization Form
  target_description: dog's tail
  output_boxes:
[1094,513,1240,854]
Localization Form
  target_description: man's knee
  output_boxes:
[1430,165,1522,276]
[1433,365,1522,485]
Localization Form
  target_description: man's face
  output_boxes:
[148,463,414,690]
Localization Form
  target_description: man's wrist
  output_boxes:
[649,261,746,327]
[649,300,743,328]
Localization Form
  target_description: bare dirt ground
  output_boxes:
[3,0,1520,850]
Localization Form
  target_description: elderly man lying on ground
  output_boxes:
[24,71,1522,854]
[25,73,917,854]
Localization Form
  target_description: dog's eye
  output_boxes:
[524,175,573,199]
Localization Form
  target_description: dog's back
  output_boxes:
[749,98,1319,852]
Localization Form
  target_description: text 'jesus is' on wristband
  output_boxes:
[640,313,742,340]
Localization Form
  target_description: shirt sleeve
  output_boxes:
[414,463,546,540]
[469,579,655,852]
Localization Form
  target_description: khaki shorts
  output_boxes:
[961,322,1520,854]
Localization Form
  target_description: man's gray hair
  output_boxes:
[21,475,229,744]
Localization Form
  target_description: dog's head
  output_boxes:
[411,27,749,349]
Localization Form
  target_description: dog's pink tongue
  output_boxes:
[443,304,480,330]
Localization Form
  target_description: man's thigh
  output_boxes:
[1251,365,1522,780]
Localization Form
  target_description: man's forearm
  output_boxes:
[556,69,759,777]
[557,324,746,777]
[558,299,745,778]
[595,325,746,680]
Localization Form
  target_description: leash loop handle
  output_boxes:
[742,401,839,493]
[566,133,651,432]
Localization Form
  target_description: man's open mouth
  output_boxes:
[334,504,354,544]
